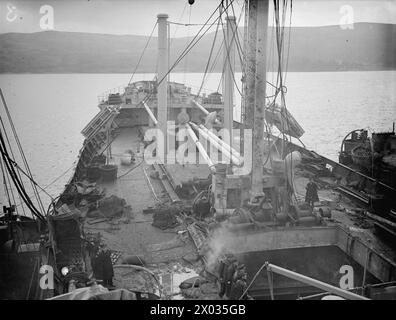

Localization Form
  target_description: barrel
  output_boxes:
[100,164,118,182]
[313,206,332,218]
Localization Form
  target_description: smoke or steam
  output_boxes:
[204,224,235,270]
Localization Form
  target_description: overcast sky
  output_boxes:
[0,0,395,35]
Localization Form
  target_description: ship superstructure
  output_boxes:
[0,0,395,300]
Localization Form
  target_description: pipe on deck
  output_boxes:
[184,123,216,172]
[189,122,243,166]
[143,102,158,126]
[191,100,220,124]
[194,123,243,164]
[192,100,210,115]
[266,263,370,300]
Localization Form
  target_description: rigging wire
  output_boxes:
[0,90,45,214]
[0,96,29,213]
[183,4,193,84]
[0,134,46,222]
[0,157,12,207]
[283,0,293,85]
[166,0,236,84]
[230,0,246,68]
[2,157,25,215]
[216,1,246,99]
[13,163,76,210]
[196,13,222,97]
[219,4,245,97]
[1,156,26,216]
[169,2,188,42]
[128,21,158,85]
[0,91,46,221]
[168,21,207,26]
[272,0,297,200]
[134,0,236,110]
[0,94,38,216]
[9,158,55,201]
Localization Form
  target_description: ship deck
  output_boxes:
[293,171,396,263]
[81,126,395,298]
[85,127,195,262]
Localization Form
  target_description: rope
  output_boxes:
[0,91,45,221]
[0,133,45,222]
[167,1,235,84]
[9,158,55,201]
[0,157,12,207]
[0,92,29,215]
[183,5,193,84]
[219,3,244,96]
[268,0,296,200]
[238,261,267,300]
[196,14,221,97]
[128,21,158,85]
[117,157,144,179]
[14,163,75,210]
[1,156,25,216]
[136,0,236,110]
[170,2,188,43]
[0,89,45,214]
[168,21,207,26]
[230,0,246,69]
[204,39,224,87]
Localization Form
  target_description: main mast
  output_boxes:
[223,15,237,148]
[248,0,269,199]
[157,13,169,161]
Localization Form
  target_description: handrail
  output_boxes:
[240,261,370,300]
[265,262,370,300]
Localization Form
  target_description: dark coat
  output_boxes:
[305,181,319,203]
[92,250,114,281]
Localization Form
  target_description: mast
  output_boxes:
[157,13,169,161]
[244,0,257,130]
[223,15,236,148]
[250,0,269,198]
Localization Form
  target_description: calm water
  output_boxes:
[0,71,395,212]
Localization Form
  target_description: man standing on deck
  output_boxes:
[229,265,252,300]
[305,178,319,207]
[91,244,114,288]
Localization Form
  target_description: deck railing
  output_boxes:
[97,85,126,104]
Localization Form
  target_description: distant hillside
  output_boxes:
[0,23,395,73]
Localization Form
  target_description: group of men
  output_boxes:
[218,254,252,300]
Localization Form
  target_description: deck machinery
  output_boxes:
[33,0,396,300]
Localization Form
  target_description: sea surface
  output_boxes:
[0,71,395,212]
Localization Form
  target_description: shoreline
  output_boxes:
[1,69,396,75]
